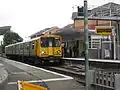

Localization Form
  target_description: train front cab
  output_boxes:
[36,35,62,64]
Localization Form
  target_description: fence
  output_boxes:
[88,70,120,90]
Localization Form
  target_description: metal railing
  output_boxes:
[90,70,120,90]
[92,70,116,90]
[62,58,120,90]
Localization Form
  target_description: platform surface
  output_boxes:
[0,57,84,90]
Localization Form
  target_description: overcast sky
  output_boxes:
[0,0,120,39]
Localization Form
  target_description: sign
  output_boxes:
[74,20,111,30]
[104,49,110,58]
[18,81,47,90]
[95,26,113,36]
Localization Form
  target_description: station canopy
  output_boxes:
[54,24,96,41]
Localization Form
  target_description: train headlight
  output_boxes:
[41,51,45,54]
[56,50,61,54]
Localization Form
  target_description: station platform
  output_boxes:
[63,57,120,64]
[62,57,120,69]
[0,57,85,90]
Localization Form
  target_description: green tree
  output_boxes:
[2,30,23,52]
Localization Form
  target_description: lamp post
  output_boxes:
[84,0,89,90]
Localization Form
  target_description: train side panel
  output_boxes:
[23,42,29,56]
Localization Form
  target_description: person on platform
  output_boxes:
[73,44,78,57]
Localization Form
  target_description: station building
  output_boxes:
[30,2,120,59]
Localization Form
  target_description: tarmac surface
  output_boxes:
[0,57,85,90]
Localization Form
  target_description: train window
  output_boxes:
[29,41,34,49]
[26,43,29,50]
[32,43,34,49]
[49,41,53,47]
[41,37,60,47]
[48,38,54,47]
[41,38,48,47]
[20,44,23,49]
[54,38,60,47]
[27,44,29,49]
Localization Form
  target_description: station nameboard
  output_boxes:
[95,26,113,36]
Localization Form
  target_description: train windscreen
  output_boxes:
[41,37,60,47]
[54,38,60,47]
[41,38,48,47]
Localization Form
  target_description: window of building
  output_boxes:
[89,35,101,49]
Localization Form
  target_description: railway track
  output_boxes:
[41,65,86,85]
[40,65,120,86]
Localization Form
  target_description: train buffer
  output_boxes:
[17,80,47,90]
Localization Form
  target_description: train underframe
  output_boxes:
[6,54,63,65]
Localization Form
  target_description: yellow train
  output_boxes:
[5,34,63,64]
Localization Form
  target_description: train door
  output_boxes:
[29,41,34,56]
[36,39,40,56]
[34,40,38,56]
[40,37,48,57]
[53,37,62,56]
[34,39,40,57]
